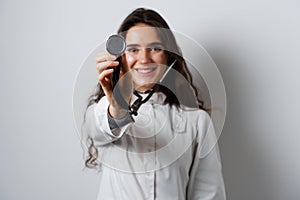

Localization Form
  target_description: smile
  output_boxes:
[135,67,157,76]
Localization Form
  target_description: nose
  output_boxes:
[138,48,151,64]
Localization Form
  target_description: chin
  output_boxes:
[134,82,156,92]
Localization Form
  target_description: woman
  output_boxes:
[83,8,226,200]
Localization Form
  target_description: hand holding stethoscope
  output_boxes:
[97,34,176,118]
[96,36,132,119]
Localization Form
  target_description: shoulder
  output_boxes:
[86,96,109,117]
[168,105,211,134]
[177,105,210,123]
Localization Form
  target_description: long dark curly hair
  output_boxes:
[84,8,206,168]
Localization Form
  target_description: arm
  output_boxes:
[82,97,133,147]
[83,51,133,146]
[188,143,226,200]
[187,112,226,200]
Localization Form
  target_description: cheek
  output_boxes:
[125,54,136,68]
[153,53,167,65]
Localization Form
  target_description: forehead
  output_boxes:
[125,24,161,44]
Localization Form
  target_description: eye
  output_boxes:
[150,45,164,52]
[126,47,139,53]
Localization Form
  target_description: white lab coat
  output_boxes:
[83,92,226,200]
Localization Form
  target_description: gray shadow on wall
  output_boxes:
[208,47,277,200]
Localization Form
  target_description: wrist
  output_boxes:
[108,104,128,119]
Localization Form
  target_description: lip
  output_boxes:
[134,66,157,77]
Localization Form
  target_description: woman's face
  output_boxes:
[123,23,168,92]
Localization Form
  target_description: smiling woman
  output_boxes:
[82,7,226,200]
[124,24,168,91]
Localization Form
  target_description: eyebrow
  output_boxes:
[126,42,164,48]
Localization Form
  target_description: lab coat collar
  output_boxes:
[130,91,166,105]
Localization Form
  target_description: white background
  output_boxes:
[1,0,300,199]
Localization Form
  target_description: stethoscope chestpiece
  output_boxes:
[106,34,126,56]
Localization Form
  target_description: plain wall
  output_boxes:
[1,0,300,199]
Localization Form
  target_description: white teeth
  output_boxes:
[136,68,155,73]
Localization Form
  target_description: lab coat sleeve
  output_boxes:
[82,97,132,147]
[187,112,226,200]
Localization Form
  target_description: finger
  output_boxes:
[96,52,117,63]
[96,60,119,73]
[98,68,114,86]
[98,73,113,96]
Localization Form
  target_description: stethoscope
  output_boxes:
[106,34,177,116]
